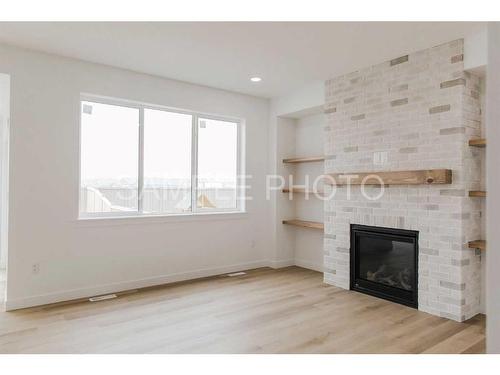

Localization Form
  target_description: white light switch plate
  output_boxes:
[373,151,388,166]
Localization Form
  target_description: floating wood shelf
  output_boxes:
[282,219,324,230]
[469,190,486,197]
[327,169,452,186]
[469,139,486,148]
[282,187,325,195]
[283,156,324,164]
[468,240,486,251]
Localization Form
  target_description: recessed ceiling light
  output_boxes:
[250,77,262,82]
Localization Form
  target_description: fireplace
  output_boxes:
[350,224,418,308]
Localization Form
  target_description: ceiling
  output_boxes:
[0,22,486,98]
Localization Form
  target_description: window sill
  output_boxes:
[73,211,248,227]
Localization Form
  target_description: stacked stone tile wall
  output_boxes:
[324,40,482,321]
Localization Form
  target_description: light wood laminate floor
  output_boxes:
[0,267,485,353]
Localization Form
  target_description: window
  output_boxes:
[79,96,243,218]
[197,117,239,210]
[143,109,192,214]
[80,101,139,214]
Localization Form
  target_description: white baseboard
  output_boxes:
[4,258,326,311]
[294,259,323,273]
[268,259,295,269]
[4,260,269,311]
[265,258,323,272]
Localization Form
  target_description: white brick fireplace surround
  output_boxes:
[323,39,483,322]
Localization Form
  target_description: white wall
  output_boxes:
[272,116,297,267]
[464,30,488,74]
[268,82,325,269]
[293,113,324,272]
[0,43,271,310]
[274,112,325,272]
[271,81,324,119]
[0,74,9,271]
[486,22,500,354]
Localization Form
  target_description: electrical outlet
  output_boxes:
[32,263,40,275]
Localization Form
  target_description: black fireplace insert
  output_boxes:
[350,224,418,308]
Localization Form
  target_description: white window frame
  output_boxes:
[78,94,245,219]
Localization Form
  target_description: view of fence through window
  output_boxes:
[143,108,192,214]
[79,99,240,217]
[197,117,239,210]
[80,101,139,214]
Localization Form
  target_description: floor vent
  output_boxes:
[226,272,247,277]
[89,294,117,302]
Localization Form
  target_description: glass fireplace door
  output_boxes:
[350,225,418,308]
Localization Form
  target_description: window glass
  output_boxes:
[197,118,238,210]
[143,109,192,214]
[79,98,242,218]
[80,101,139,214]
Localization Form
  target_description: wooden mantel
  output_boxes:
[327,169,452,186]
